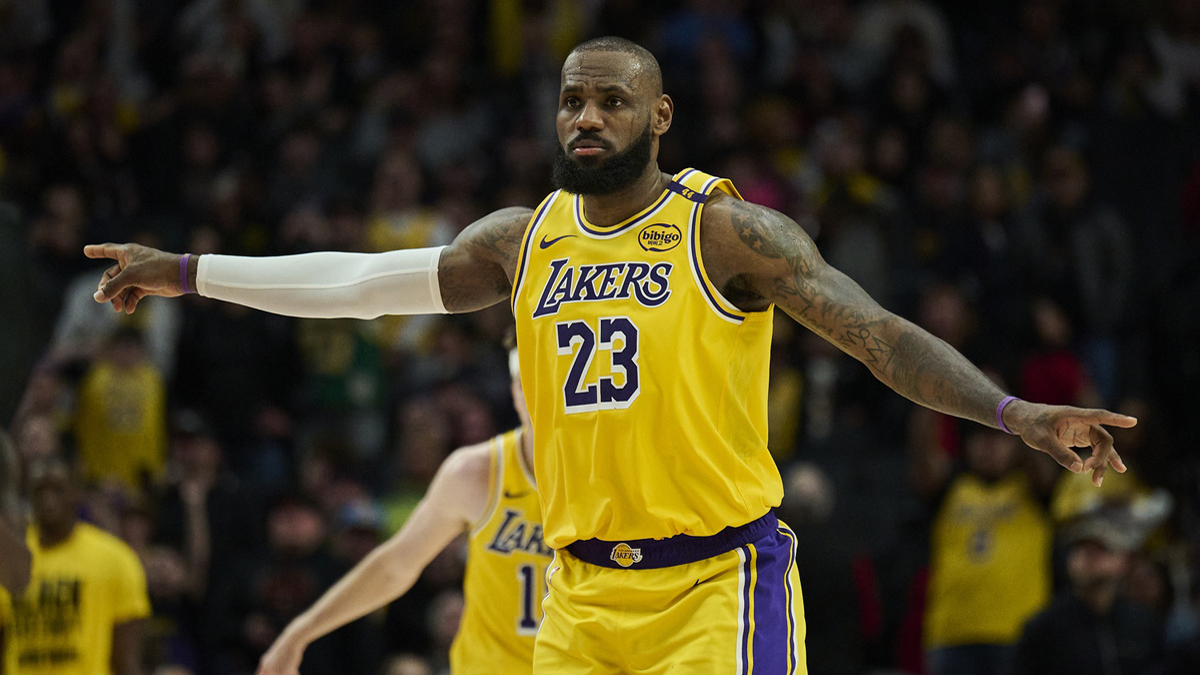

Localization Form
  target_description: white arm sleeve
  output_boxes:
[195,247,448,318]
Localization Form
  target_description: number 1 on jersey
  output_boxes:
[555,317,640,414]
[516,563,540,635]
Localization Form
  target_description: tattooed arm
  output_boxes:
[86,207,533,316]
[700,194,1136,485]
[437,207,533,312]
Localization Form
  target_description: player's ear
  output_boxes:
[653,95,673,136]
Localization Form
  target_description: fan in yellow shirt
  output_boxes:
[74,328,167,491]
[0,457,150,675]
[916,427,1054,675]
[257,347,546,675]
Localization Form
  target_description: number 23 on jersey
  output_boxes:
[556,316,639,414]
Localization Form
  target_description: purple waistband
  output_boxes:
[564,511,778,570]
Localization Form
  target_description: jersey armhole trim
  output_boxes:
[513,429,537,490]
[687,174,749,324]
[468,436,505,537]
[510,192,559,312]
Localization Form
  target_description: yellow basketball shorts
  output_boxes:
[533,516,807,674]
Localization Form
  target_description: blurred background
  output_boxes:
[1,0,1199,674]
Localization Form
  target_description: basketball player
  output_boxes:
[86,37,1136,674]
[256,350,546,675]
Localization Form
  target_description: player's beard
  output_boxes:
[552,122,654,196]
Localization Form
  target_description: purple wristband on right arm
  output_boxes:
[180,253,193,294]
[996,396,1020,435]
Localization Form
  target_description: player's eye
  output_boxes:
[564,97,581,108]
[607,98,623,107]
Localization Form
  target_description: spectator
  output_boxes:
[0,455,150,675]
[1017,145,1134,404]
[153,410,262,605]
[1015,508,1167,675]
[74,327,167,492]
[1019,297,1100,408]
[916,426,1055,675]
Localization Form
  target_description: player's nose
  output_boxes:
[576,101,604,131]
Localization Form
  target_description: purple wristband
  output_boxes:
[996,396,1020,435]
[180,253,192,294]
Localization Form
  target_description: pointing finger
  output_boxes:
[83,243,122,260]
[1079,409,1138,428]
[1093,463,1107,488]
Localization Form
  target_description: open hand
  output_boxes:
[1004,401,1138,487]
[83,243,187,314]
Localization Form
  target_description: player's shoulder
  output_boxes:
[700,191,786,232]
[436,439,497,493]
[72,523,140,562]
[431,438,505,528]
[696,191,777,265]
[479,205,538,232]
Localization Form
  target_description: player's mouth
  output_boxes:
[569,139,611,157]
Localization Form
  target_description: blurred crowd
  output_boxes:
[1,1,1200,674]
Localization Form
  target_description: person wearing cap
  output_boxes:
[1013,507,1166,675]
[257,345,545,675]
[153,410,261,599]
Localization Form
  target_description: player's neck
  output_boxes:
[580,164,669,227]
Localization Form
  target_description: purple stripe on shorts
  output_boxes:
[741,546,753,675]
[779,526,800,674]
[749,527,801,675]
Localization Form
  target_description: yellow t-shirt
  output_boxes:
[511,169,781,549]
[0,523,151,675]
[924,472,1051,648]
[74,361,166,490]
[450,429,549,675]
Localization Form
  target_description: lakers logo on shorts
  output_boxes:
[610,543,643,567]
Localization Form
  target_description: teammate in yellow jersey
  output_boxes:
[257,349,546,675]
[88,37,1137,675]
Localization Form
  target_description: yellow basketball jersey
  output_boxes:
[512,168,782,550]
[925,472,1051,648]
[450,429,550,675]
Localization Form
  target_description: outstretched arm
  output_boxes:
[84,207,533,316]
[701,195,1136,485]
[256,445,492,675]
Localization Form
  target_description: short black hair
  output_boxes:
[568,36,662,96]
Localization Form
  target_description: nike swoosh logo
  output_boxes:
[539,234,577,249]
[504,490,532,499]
